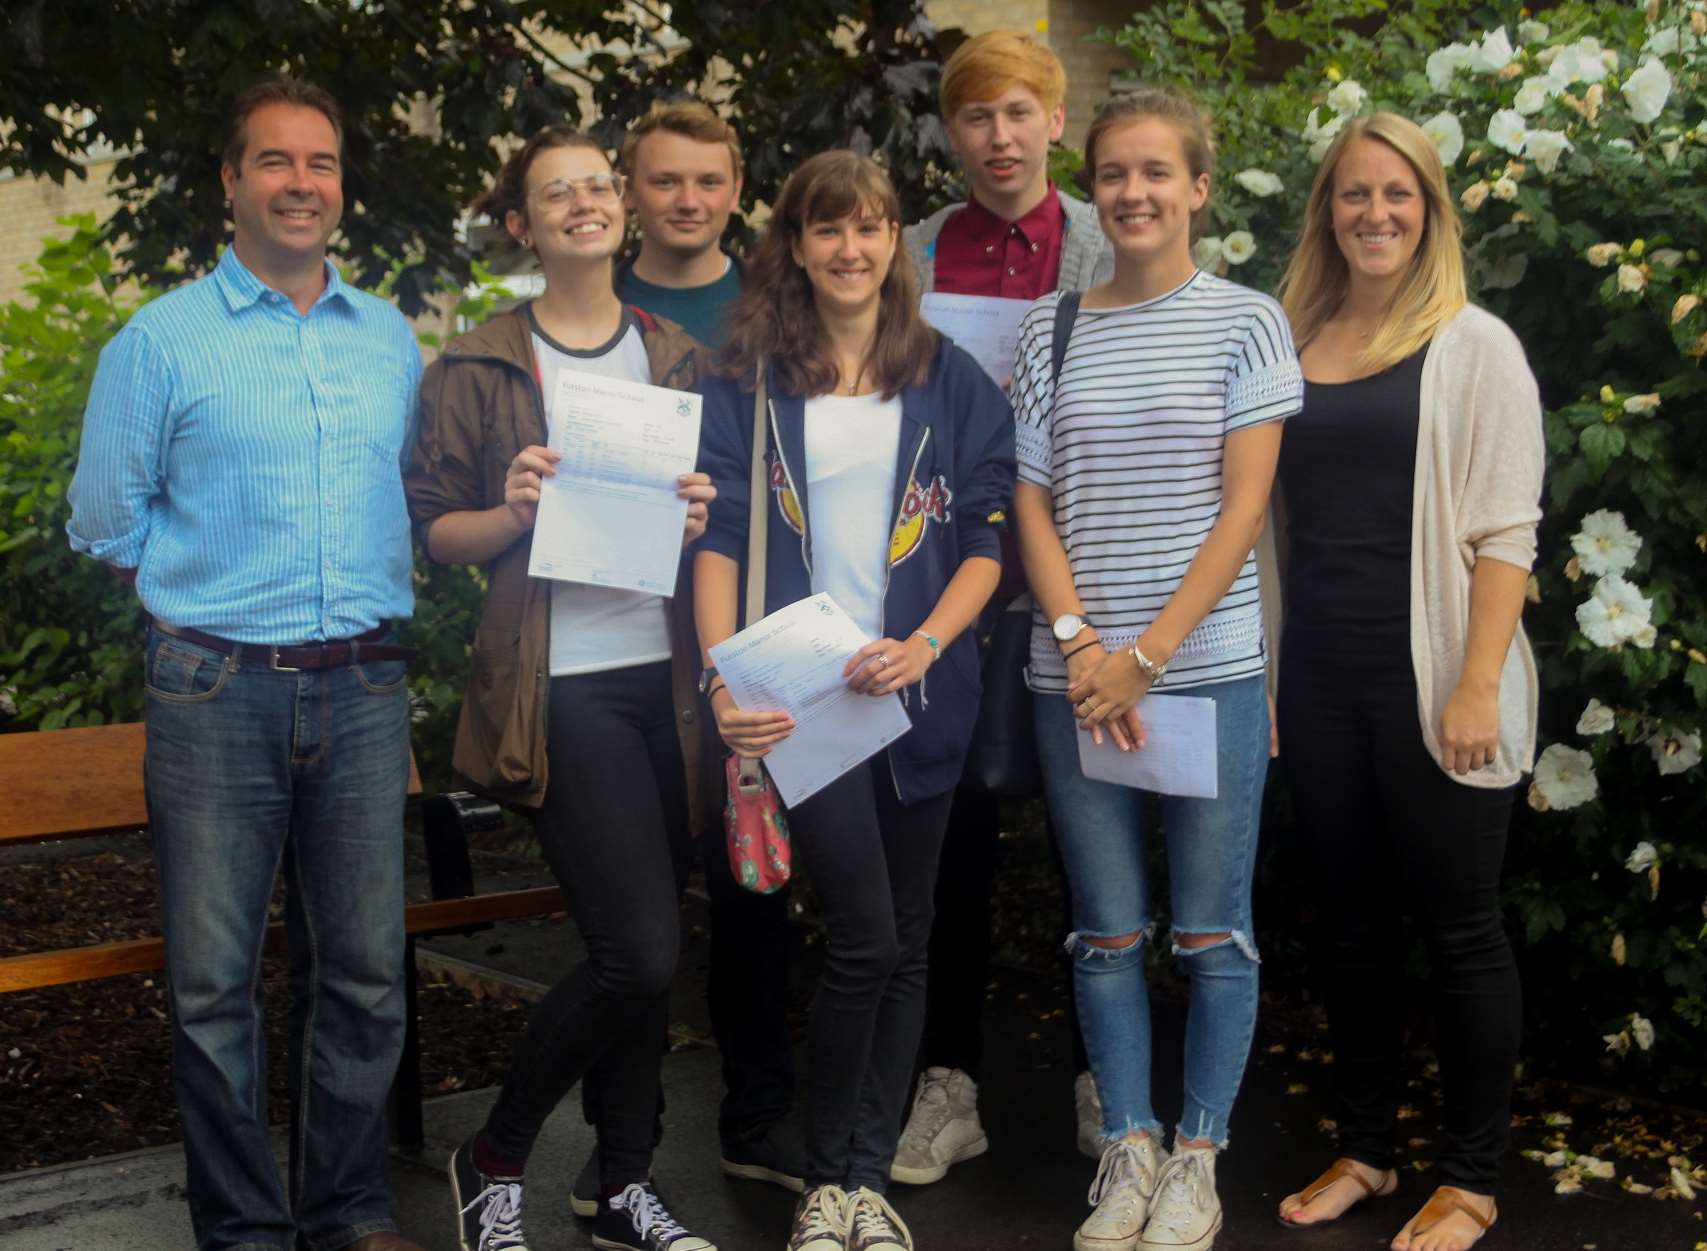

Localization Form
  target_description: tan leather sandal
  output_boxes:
[1277,1157,1397,1228]
[1395,1186,1496,1249]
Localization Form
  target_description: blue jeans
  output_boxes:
[1034,674,1268,1148]
[143,626,411,1251]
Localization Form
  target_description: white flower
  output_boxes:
[1623,393,1661,414]
[1644,26,1700,58]
[1491,175,1520,201]
[1304,106,1346,145]
[1605,1029,1632,1056]
[1585,242,1622,266]
[1548,38,1611,87]
[1234,168,1284,197]
[1422,111,1465,165]
[1650,248,1685,267]
[1625,841,1658,873]
[1517,19,1551,44]
[1428,42,1476,92]
[1623,57,1673,123]
[1221,231,1256,265]
[0,687,14,718]
[1576,698,1616,735]
[1327,79,1368,116]
[1571,508,1642,576]
[1524,128,1573,173]
[1193,235,1224,269]
[1618,263,1647,293]
[1581,1157,1618,1180]
[1529,743,1599,810]
[1514,75,1556,115]
[1576,574,1654,648]
[1648,728,1702,775]
[1488,108,1528,154]
[1460,180,1491,211]
[1608,137,1636,153]
[1472,27,1516,74]
[1631,1014,1655,1052]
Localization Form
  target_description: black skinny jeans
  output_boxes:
[789,759,954,1192]
[482,660,690,1188]
[923,784,1088,1079]
[1277,648,1521,1194]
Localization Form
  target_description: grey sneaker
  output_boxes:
[848,1187,913,1251]
[787,1184,854,1251]
[1074,1135,1168,1251]
[1138,1147,1222,1251]
[889,1067,987,1185]
[1074,1070,1105,1159]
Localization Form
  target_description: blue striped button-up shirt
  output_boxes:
[68,248,423,643]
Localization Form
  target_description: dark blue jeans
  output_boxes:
[143,626,411,1251]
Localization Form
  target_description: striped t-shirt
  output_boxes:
[1012,270,1302,694]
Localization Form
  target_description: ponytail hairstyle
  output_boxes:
[715,150,938,399]
[1081,89,1216,241]
[1276,112,1467,373]
[472,124,610,256]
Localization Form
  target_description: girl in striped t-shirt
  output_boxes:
[1011,91,1301,1251]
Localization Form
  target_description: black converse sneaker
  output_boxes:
[448,1136,530,1251]
[787,1185,853,1251]
[591,1181,716,1251]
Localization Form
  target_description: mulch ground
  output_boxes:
[0,836,530,1174]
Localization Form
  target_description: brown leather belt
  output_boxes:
[154,621,416,672]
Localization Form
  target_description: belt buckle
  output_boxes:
[269,644,303,673]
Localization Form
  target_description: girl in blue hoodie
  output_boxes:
[694,150,1015,1251]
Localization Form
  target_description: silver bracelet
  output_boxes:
[1129,641,1166,685]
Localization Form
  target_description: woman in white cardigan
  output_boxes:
[1266,113,1543,1251]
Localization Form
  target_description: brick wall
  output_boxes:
[0,160,124,307]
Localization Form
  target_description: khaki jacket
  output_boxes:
[405,306,714,820]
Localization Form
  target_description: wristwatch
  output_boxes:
[1051,613,1092,643]
[697,666,720,698]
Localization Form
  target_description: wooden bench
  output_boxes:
[0,721,563,1146]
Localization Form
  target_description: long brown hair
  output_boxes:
[1276,112,1466,372]
[716,151,937,399]
[472,125,609,257]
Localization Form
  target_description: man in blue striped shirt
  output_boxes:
[67,78,427,1251]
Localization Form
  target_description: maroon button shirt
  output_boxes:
[930,184,1067,298]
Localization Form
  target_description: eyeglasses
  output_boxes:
[530,173,626,207]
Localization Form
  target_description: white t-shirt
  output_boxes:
[532,310,674,677]
[1012,271,1302,693]
[804,392,903,641]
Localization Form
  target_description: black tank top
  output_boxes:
[1276,345,1427,666]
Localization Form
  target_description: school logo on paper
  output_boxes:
[889,474,952,567]
[770,455,804,536]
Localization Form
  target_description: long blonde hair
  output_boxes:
[1276,112,1466,372]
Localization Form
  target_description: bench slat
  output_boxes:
[0,886,565,993]
[0,724,423,847]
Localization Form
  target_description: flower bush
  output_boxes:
[1105,0,1707,1091]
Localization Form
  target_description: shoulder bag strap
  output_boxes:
[1051,290,1082,385]
[743,361,769,629]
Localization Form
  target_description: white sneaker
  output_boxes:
[1138,1147,1222,1251]
[1073,1136,1168,1251]
[1074,1071,1104,1159]
[888,1066,987,1185]
[848,1187,914,1251]
[786,1184,853,1251]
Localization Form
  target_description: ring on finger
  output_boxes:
[876,654,889,667]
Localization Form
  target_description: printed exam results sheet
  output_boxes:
[709,593,913,807]
[527,369,701,596]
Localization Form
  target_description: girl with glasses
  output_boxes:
[405,124,719,1251]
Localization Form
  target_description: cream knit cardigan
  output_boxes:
[1262,303,1546,789]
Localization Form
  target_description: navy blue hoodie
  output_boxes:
[697,338,1016,804]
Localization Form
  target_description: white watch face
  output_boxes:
[1052,614,1084,642]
